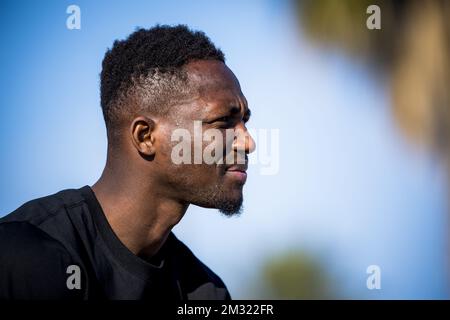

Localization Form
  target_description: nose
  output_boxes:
[233,124,256,154]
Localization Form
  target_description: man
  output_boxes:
[0,25,255,299]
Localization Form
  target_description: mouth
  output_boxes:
[225,164,248,184]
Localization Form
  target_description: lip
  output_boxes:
[225,164,248,172]
[225,166,248,183]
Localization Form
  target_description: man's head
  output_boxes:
[100,25,255,215]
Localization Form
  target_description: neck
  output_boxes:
[92,162,188,260]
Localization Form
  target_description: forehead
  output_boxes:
[185,60,240,91]
[183,60,247,116]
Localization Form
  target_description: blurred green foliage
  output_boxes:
[257,251,337,299]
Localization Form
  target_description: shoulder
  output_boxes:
[0,188,85,226]
[169,233,231,300]
[0,221,71,259]
[0,221,83,299]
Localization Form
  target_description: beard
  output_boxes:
[166,164,245,216]
[193,182,244,216]
[218,200,243,216]
[211,187,243,216]
[178,176,244,216]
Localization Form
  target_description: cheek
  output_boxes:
[156,125,228,182]
[191,163,222,180]
[201,130,233,164]
[169,164,222,190]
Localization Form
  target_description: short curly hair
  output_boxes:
[100,24,225,140]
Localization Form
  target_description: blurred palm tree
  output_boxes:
[296,0,450,164]
[294,0,450,291]
[257,2,450,299]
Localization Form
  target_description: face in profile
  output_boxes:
[153,60,255,216]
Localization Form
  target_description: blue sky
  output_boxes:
[0,0,448,298]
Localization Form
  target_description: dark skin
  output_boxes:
[92,60,256,260]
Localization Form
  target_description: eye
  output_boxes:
[216,116,231,122]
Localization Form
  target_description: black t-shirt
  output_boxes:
[0,186,230,300]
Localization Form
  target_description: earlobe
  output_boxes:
[130,116,156,156]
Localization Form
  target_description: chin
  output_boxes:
[218,201,243,216]
[216,193,243,216]
[187,181,244,215]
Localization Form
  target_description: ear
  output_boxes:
[130,116,157,156]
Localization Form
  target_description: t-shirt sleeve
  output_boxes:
[0,221,83,299]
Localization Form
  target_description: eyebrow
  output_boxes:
[204,104,251,124]
[231,106,251,124]
[229,105,241,115]
[229,105,251,118]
